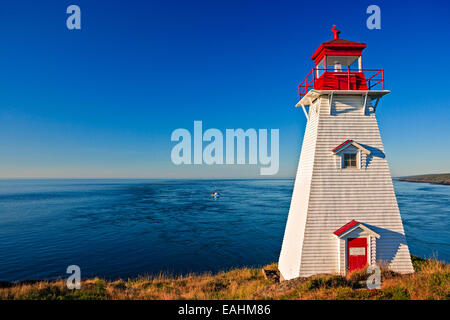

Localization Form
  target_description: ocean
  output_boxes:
[0,179,448,281]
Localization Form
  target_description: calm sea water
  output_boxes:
[0,179,448,281]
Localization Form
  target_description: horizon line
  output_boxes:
[0,177,295,180]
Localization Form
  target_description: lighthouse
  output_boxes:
[278,26,414,280]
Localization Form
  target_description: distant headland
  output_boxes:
[397,173,450,186]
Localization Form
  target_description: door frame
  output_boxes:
[333,222,380,275]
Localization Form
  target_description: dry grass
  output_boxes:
[0,267,271,300]
[0,257,448,300]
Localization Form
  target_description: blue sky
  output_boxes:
[0,0,448,178]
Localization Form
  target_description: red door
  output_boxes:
[347,238,367,272]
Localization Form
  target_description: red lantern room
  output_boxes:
[298,26,385,100]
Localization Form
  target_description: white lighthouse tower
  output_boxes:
[278,27,414,280]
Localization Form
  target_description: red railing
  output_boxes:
[298,68,384,100]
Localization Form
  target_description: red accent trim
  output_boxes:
[298,68,385,100]
[331,139,353,153]
[334,220,359,236]
[312,48,365,66]
[311,40,366,62]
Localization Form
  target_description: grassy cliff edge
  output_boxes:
[0,256,448,300]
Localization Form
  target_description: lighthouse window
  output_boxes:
[326,55,359,71]
[317,58,325,78]
[343,153,357,168]
[349,59,359,70]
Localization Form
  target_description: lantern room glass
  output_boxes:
[325,55,361,72]
[316,57,325,78]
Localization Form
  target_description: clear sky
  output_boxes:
[0,0,448,178]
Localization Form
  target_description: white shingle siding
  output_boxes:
[279,94,414,280]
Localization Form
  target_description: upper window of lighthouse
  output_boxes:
[332,140,368,170]
[343,153,357,168]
